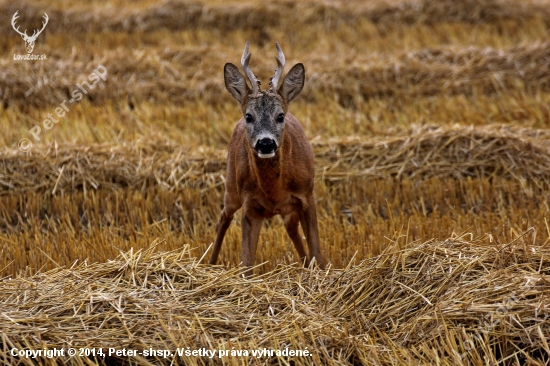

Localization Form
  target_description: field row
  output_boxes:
[4,42,550,110]
[2,124,549,192]
[2,0,549,35]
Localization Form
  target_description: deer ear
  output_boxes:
[224,63,249,103]
[279,63,305,104]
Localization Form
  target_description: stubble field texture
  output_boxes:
[1,0,550,364]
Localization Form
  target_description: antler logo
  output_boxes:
[11,11,49,54]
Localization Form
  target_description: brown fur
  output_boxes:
[208,45,327,276]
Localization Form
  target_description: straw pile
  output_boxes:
[0,139,227,193]
[314,124,550,181]
[0,234,548,365]
[2,124,549,194]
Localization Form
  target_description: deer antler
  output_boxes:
[269,42,286,92]
[28,13,48,41]
[241,41,260,97]
[11,11,29,38]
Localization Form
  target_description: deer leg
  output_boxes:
[283,212,309,266]
[208,191,241,264]
[241,213,262,277]
[209,209,233,265]
[300,194,327,269]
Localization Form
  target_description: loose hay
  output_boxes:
[0,235,549,365]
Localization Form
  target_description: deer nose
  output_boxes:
[255,138,277,156]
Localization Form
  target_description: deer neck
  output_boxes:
[247,143,285,197]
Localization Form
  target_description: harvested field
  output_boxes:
[1,0,550,364]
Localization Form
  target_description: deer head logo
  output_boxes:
[11,11,49,54]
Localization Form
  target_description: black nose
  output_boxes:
[255,138,277,154]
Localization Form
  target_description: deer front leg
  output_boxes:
[209,196,241,265]
[300,193,327,269]
[209,209,234,265]
[241,212,263,277]
[284,212,309,266]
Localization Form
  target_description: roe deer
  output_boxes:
[208,42,327,276]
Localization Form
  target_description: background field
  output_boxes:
[1,0,550,365]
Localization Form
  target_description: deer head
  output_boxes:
[12,11,49,54]
[224,42,305,158]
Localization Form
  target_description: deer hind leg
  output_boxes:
[283,212,309,266]
[299,194,327,269]
[240,213,263,277]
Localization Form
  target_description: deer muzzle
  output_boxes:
[255,137,278,158]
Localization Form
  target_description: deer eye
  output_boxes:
[276,113,285,123]
[245,114,254,123]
